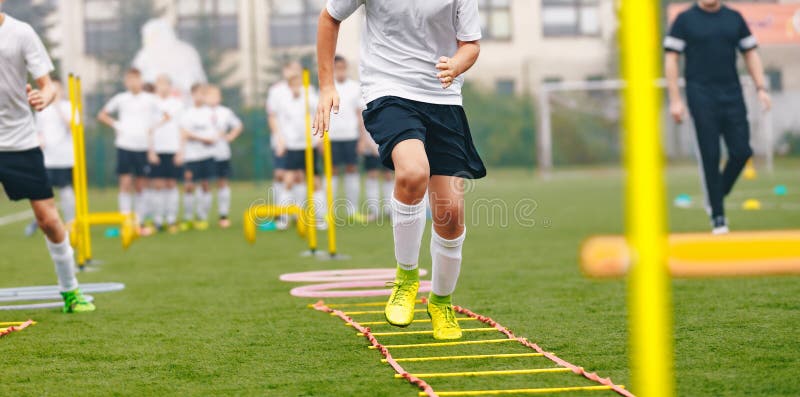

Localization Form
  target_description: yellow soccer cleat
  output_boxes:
[384,268,419,327]
[194,220,210,231]
[427,298,462,340]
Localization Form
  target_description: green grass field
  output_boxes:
[1,163,798,396]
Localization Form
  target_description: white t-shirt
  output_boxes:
[0,15,55,152]
[210,105,243,161]
[152,96,184,154]
[179,105,216,162]
[328,79,363,142]
[37,100,73,168]
[275,90,320,151]
[102,91,162,151]
[326,0,481,106]
[266,81,289,149]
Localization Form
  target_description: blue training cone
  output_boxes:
[105,227,120,238]
[774,185,787,196]
[673,194,692,209]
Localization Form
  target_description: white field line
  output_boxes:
[0,210,33,227]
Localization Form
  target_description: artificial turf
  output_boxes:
[1,162,798,396]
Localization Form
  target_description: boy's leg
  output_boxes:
[364,170,380,218]
[182,168,196,227]
[118,174,134,214]
[217,178,232,227]
[426,175,466,340]
[151,178,166,228]
[59,184,76,224]
[344,164,360,216]
[382,172,395,217]
[31,198,94,313]
[166,179,180,229]
[720,96,753,197]
[385,139,429,327]
[134,176,148,227]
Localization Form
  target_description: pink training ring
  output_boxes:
[280,268,428,283]
[290,280,433,298]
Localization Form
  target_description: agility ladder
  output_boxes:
[311,299,632,396]
[0,320,35,338]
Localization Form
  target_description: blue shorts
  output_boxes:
[150,153,182,180]
[116,148,150,177]
[363,96,486,179]
[285,150,322,174]
[331,139,358,166]
[0,148,54,201]
[362,155,383,171]
[47,168,74,188]
[273,149,286,170]
[215,160,232,179]
[185,158,215,181]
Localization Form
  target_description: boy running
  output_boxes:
[327,55,364,218]
[148,75,184,233]
[98,68,162,231]
[0,5,94,312]
[316,0,485,339]
[207,85,243,229]
[179,84,216,231]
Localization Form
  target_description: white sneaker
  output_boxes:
[276,216,289,231]
[711,216,729,235]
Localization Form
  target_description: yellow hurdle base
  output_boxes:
[383,352,546,363]
[399,367,571,379]
[426,385,621,396]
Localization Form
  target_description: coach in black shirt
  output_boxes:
[665,0,771,234]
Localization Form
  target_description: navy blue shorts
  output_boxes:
[0,148,54,201]
[363,96,486,179]
[363,155,383,171]
[150,153,182,180]
[185,158,215,181]
[47,168,73,188]
[273,149,286,170]
[215,160,232,179]
[285,150,322,174]
[116,148,150,177]
[331,140,358,166]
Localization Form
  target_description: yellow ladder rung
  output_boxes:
[0,322,35,327]
[316,300,424,309]
[422,385,623,396]
[335,309,426,316]
[398,367,570,379]
[370,338,523,349]
[358,328,497,337]
[348,318,477,326]
[383,352,547,363]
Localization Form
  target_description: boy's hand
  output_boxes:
[314,85,340,138]
[174,152,184,166]
[27,84,47,112]
[148,150,160,165]
[436,56,460,89]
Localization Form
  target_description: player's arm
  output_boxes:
[665,51,685,123]
[357,106,370,154]
[314,8,342,137]
[97,98,119,129]
[225,120,244,143]
[743,50,771,111]
[436,40,480,89]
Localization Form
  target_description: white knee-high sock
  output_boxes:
[430,228,466,297]
[314,189,328,221]
[152,189,166,226]
[391,196,427,270]
[365,178,380,215]
[167,187,180,224]
[59,186,76,223]
[330,175,339,199]
[218,186,231,218]
[118,192,133,214]
[183,191,195,221]
[46,234,78,292]
[134,192,147,223]
[273,181,285,204]
[203,190,213,219]
[194,189,207,221]
[344,173,360,215]
[291,184,307,208]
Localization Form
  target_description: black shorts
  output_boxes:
[47,168,74,188]
[185,158,215,181]
[0,148,54,201]
[150,153,182,180]
[363,155,383,171]
[273,149,286,170]
[116,148,150,177]
[331,140,358,166]
[363,96,486,179]
[285,150,322,174]
[215,160,232,179]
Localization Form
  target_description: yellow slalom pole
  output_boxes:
[350,317,477,326]
[621,0,673,395]
[75,77,92,263]
[302,70,317,253]
[398,367,571,379]
[358,327,497,337]
[67,75,86,266]
[369,338,523,350]
[425,385,621,397]
[321,125,337,256]
[383,352,545,363]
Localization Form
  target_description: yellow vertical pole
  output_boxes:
[67,75,85,266]
[322,122,337,256]
[303,70,318,253]
[75,77,92,263]
[621,1,673,396]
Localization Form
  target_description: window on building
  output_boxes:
[495,79,515,95]
[478,0,512,40]
[177,0,240,50]
[84,0,121,56]
[269,0,324,47]
[542,0,600,37]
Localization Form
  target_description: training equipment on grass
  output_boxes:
[244,70,340,259]
[0,320,35,338]
[581,230,800,278]
[742,199,762,210]
[774,185,787,196]
[311,299,631,396]
[0,283,124,311]
[280,268,428,283]
[673,194,692,208]
[68,75,138,269]
[282,268,432,298]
